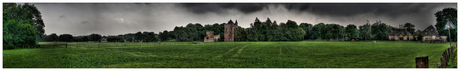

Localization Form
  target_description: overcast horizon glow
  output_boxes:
[33,3,456,36]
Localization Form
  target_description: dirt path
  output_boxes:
[214,45,243,58]
[232,45,249,57]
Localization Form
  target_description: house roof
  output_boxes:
[387,29,412,36]
[421,25,439,36]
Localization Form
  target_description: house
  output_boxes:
[224,20,238,42]
[420,25,447,42]
[387,29,413,41]
[204,31,220,42]
[101,37,107,42]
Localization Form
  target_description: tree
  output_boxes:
[3,3,45,37]
[286,20,299,28]
[177,30,189,42]
[403,23,415,34]
[371,20,389,40]
[312,23,326,39]
[81,36,89,42]
[159,30,169,41]
[145,32,156,42]
[48,33,59,42]
[58,34,73,42]
[3,3,44,49]
[358,22,372,40]
[186,23,198,41]
[89,33,101,42]
[299,23,313,40]
[126,37,133,42]
[417,32,423,41]
[135,31,144,42]
[345,24,358,39]
[3,20,37,49]
[434,8,457,41]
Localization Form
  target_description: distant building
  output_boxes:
[420,25,447,42]
[101,37,107,42]
[387,27,413,41]
[204,31,220,42]
[224,20,238,42]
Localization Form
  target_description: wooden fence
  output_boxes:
[437,45,457,68]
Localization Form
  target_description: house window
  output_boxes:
[431,29,433,31]
[425,32,427,34]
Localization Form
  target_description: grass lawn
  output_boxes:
[3,41,455,68]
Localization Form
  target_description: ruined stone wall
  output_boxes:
[204,31,216,42]
[224,23,237,42]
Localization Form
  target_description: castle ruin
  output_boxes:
[224,20,238,42]
[204,31,220,42]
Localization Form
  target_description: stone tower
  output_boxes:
[224,20,238,42]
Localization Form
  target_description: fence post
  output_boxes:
[416,56,429,68]
[66,43,68,48]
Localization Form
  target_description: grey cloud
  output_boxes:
[283,3,447,18]
[59,15,65,19]
[179,3,269,14]
[81,21,89,24]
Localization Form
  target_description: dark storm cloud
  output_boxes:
[181,3,447,18]
[283,3,440,18]
[179,3,268,14]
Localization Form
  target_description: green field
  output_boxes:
[3,41,457,68]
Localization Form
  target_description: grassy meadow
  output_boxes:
[3,41,456,68]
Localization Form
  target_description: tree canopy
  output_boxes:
[3,3,44,49]
[434,8,457,41]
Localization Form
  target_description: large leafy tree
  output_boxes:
[3,3,45,37]
[134,31,144,42]
[371,20,389,40]
[159,30,169,41]
[3,20,37,49]
[89,33,101,42]
[144,32,156,42]
[299,23,313,40]
[312,23,326,40]
[286,20,299,29]
[403,23,415,34]
[434,8,457,41]
[3,3,44,49]
[177,30,189,42]
[48,33,59,42]
[345,24,358,39]
[358,22,372,40]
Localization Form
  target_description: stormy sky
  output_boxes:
[33,3,456,36]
